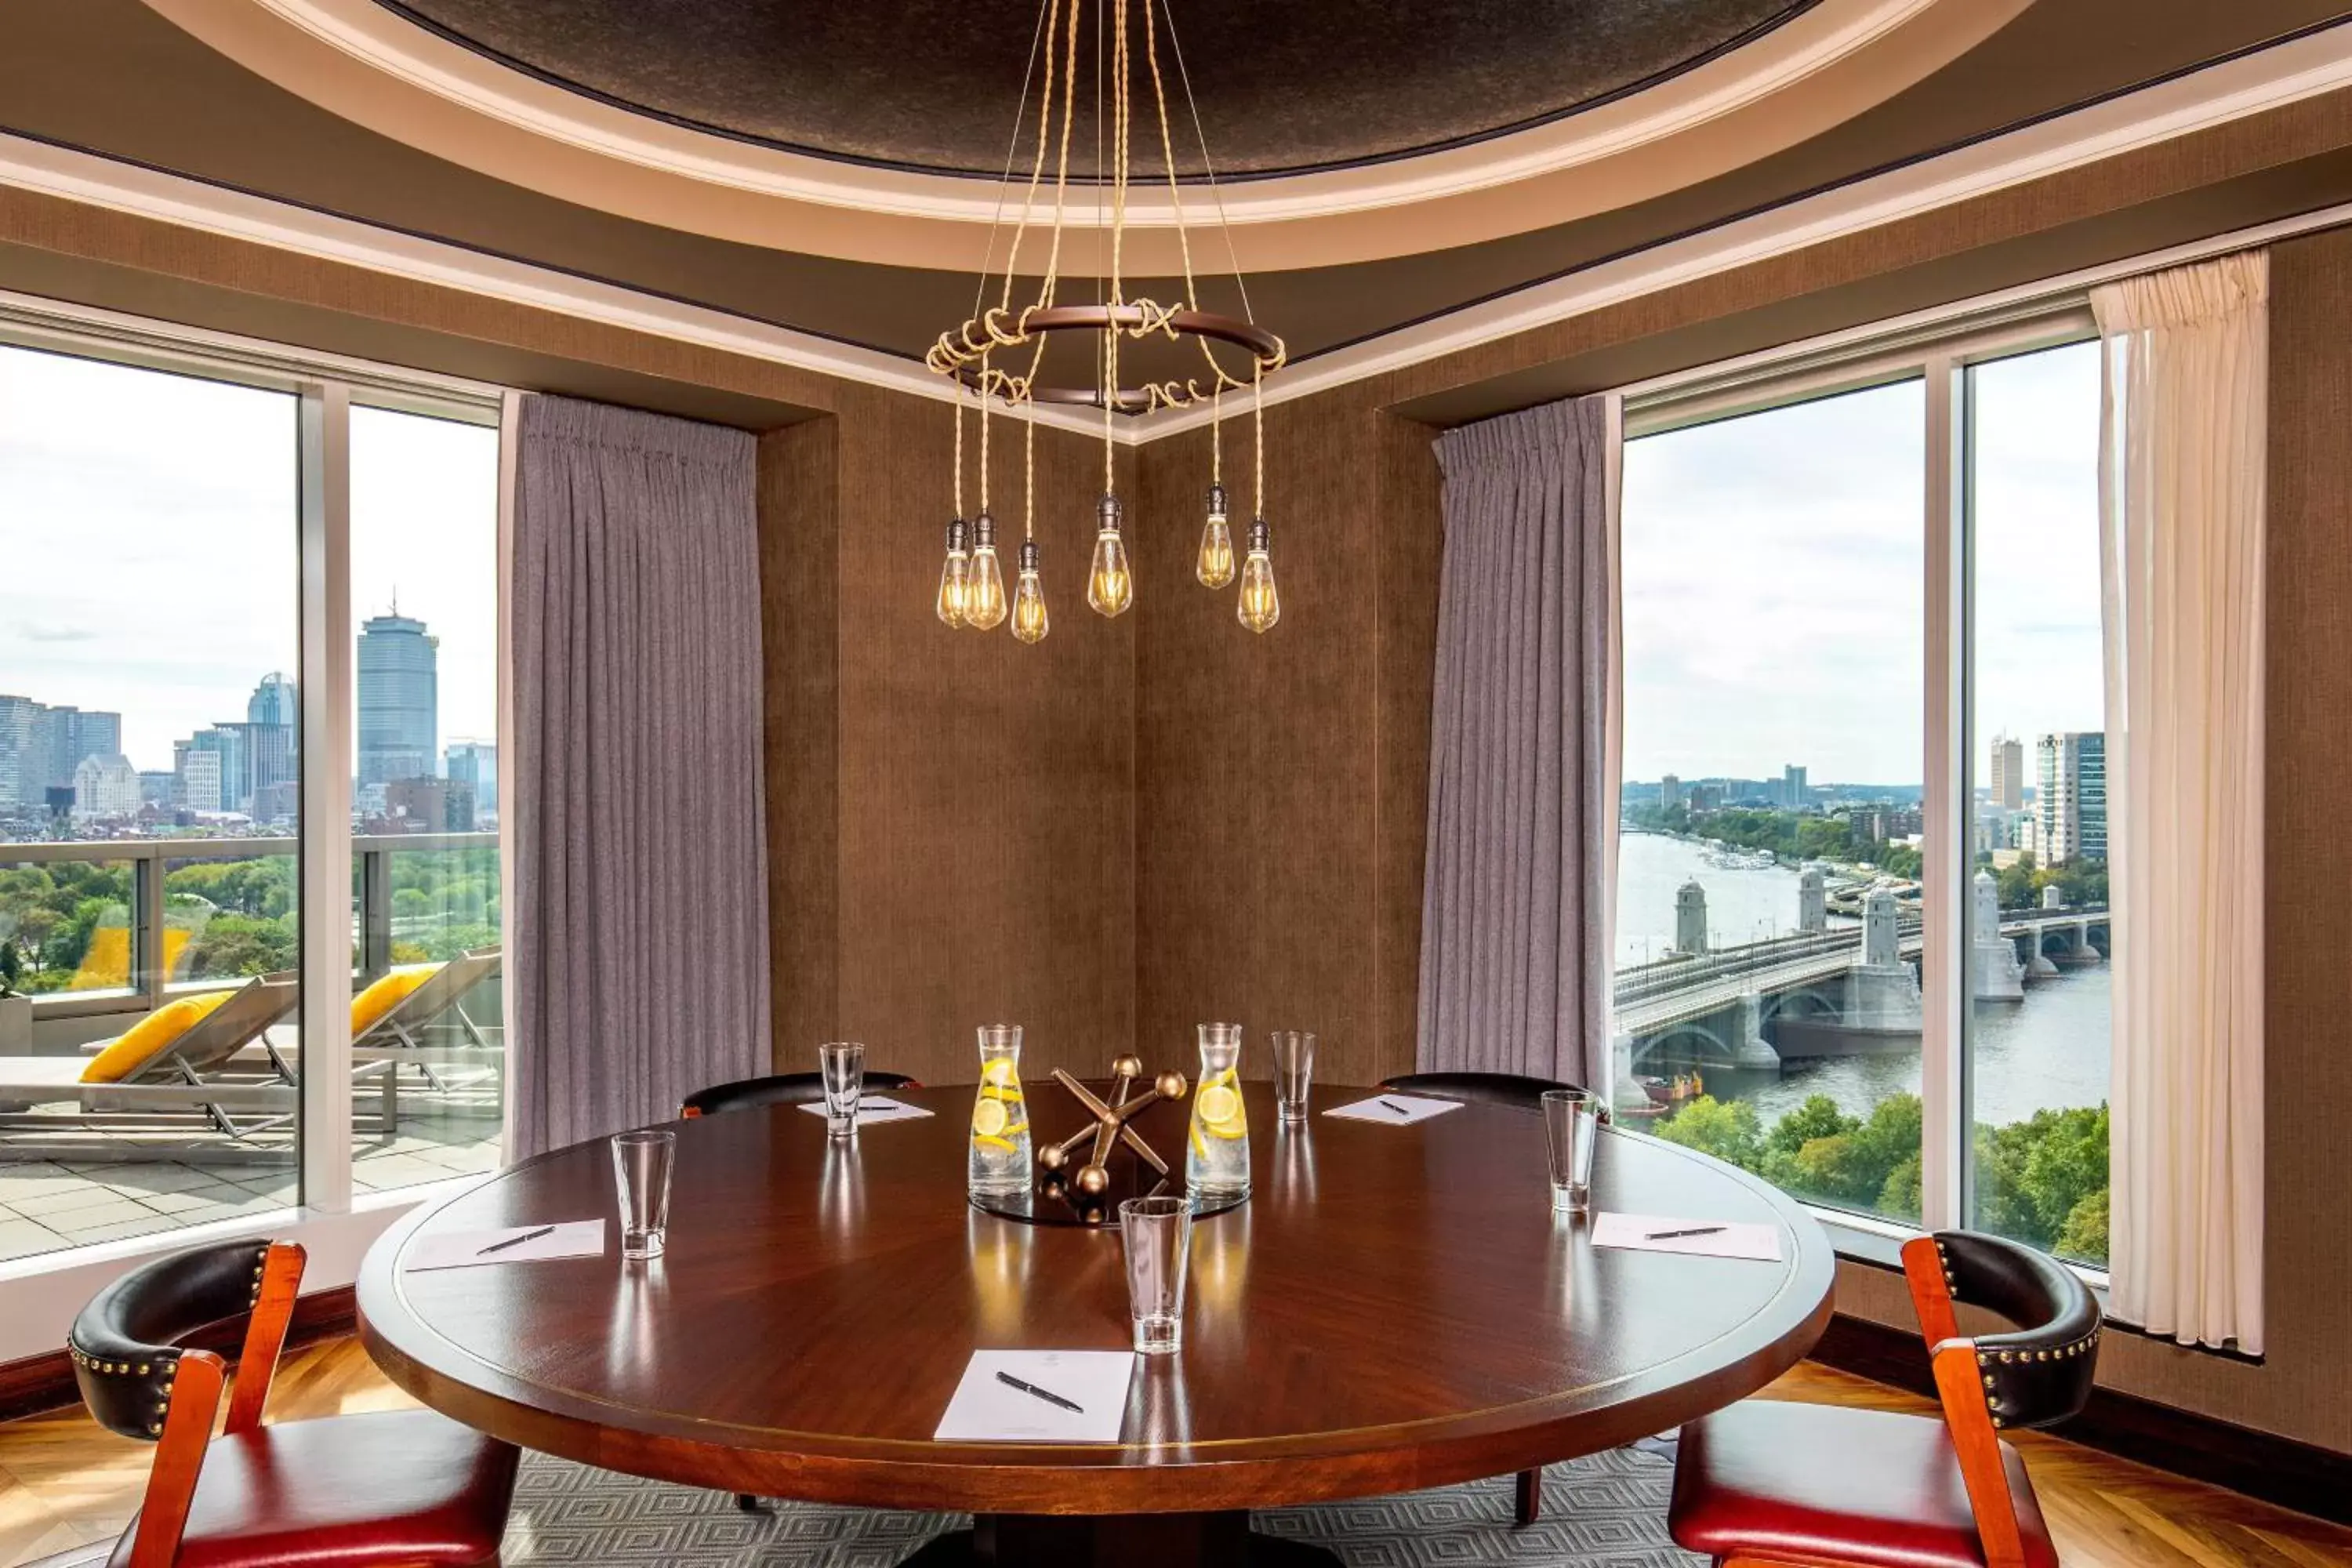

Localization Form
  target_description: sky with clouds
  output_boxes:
[1620,340,2103,789]
[0,346,499,774]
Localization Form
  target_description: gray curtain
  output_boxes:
[1417,394,1613,1092]
[510,395,770,1157]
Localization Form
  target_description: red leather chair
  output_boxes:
[70,1238,517,1568]
[1669,1229,2100,1568]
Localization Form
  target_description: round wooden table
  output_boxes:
[358,1083,1834,1566]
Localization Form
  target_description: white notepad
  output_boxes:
[1590,1211,1782,1262]
[406,1219,607,1272]
[1324,1094,1465,1125]
[933,1350,1136,1443]
[794,1096,934,1124]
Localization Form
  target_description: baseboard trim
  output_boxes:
[0,1283,357,1425]
[1808,1312,2351,1526]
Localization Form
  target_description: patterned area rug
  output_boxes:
[499,1442,1700,1566]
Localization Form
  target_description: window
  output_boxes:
[1964,342,2110,1265]
[1617,380,1927,1225]
[0,325,503,1272]
[1617,317,2115,1262]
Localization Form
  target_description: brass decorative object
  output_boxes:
[1036,1055,1189,1196]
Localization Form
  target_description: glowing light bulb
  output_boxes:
[1237,517,1279,633]
[1011,539,1049,644]
[1087,494,1134,618]
[1196,481,1235,588]
[936,517,971,628]
[964,512,1008,630]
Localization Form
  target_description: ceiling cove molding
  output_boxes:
[0,20,2347,445]
[138,0,2020,274]
[1139,17,2352,437]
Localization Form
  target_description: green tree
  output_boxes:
[1767,1094,1853,1157]
[1654,1095,1764,1172]
[2056,1189,2110,1265]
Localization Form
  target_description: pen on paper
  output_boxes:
[995,1370,1085,1414]
[477,1225,557,1256]
[1380,1098,1410,1116]
[1644,1225,1727,1241]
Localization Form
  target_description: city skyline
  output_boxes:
[0,349,499,771]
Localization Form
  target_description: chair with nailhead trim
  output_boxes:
[680,1069,922,1117]
[1666,1229,2100,1568]
[69,1238,518,1568]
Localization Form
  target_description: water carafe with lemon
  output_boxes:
[967,1025,1033,1196]
[1185,1023,1250,1201]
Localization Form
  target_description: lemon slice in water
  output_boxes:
[1196,1084,1241,1127]
[971,1098,1009,1138]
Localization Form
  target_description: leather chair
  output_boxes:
[679,1069,922,1117]
[1669,1229,2099,1568]
[71,1238,517,1568]
[1377,1069,1588,1526]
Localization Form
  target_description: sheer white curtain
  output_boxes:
[2093,251,2267,1352]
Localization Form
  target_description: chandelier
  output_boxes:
[927,0,1287,641]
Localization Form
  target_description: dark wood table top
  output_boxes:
[358,1083,1834,1515]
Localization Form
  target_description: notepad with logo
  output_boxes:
[933,1350,1135,1443]
[1324,1094,1463,1125]
[794,1096,933,1123]
[1590,1211,1781,1261]
[406,1219,607,1272]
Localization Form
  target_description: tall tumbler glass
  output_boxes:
[1541,1089,1606,1216]
[610,1129,676,1259]
[818,1040,866,1139]
[1120,1196,1192,1355]
[1268,1030,1316,1125]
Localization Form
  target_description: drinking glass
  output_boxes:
[968,1025,1033,1196]
[610,1129,676,1259]
[1120,1196,1192,1355]
[1185,1024,1250,1200]
[1541,1089,1606,1216]
[1268,1030,1316,1125]
[818,1040,866,1140]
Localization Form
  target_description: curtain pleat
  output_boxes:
[1417,396,1613,1091]
[2093,251,2266,1353]
[510,395,770,1157]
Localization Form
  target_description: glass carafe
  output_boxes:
[967,1024,1033,1196]
[1185,1023,1250,1200]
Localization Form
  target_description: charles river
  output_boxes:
[1615,832,2111,1130]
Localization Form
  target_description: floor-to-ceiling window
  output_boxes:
[1617,318,2114,1258]
[0,321,503,1269]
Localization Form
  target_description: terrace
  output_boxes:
[0,832,503,1263]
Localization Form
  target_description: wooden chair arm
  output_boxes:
[224,1240,305,1434]
[125,1347,227,1568]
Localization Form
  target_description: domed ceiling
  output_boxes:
[376,0,1819,179]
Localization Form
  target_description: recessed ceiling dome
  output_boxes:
[377,0,1818,179]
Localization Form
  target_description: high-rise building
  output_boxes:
[174,743,224,813]
[445,740,497,818]
[2034,731,2107,865]
[1989,734,2025,811]
[0,695,38,810]
[1659,773,1681,810]
[0,695,125,809]
[358,612,438,786]
[247,672,298,728]
[71,753,141,822]
[383,777,475,833]
[1783,764,1809,809]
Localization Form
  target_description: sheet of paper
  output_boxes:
[1324,1094,1465,1126]
[407,1219,608,1272]
[933,1350,1136,1443]
[795,1095,934,1124]
[1589,1211,1782,1262]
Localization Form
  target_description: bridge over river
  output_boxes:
[1613,873,2107,1073]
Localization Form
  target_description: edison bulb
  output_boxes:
[1087,493,1134,618]
[936,517,970,627]
[1010,539,1049,644]
[1237,516,1280,633]
[964,513,1008,630]
[1196,481,1235,587]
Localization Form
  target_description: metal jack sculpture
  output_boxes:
[1037,1056,1189,1198]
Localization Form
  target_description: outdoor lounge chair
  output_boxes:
[0,971,301,1156]
[350,945,503,1092]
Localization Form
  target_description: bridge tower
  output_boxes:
[1798,865,1827,933]
[1972,869,2026,1000]
[1674,879,1708,956]
[1846,885,1924,1033]
[2042,884,2067,910]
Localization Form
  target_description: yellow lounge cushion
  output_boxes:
[352,964,439,1039]
[80,991,234,1083]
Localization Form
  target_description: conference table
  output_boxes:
[357,1081,1835,1566]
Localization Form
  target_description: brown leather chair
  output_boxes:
[680,1069,921,1117]
[1669,1229,2099,1568]
[70,1238,518,1568]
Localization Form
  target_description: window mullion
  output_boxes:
[1920,355,1966,1233]
[298,381,354,1214]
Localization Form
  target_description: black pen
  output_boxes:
[996,1370,1085,1414]
[1645,1225,1727,1241]
[477,1225,557,1256]
[1380,1098,1410,1116]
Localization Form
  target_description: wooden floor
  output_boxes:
[2,1340,2346,1567]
